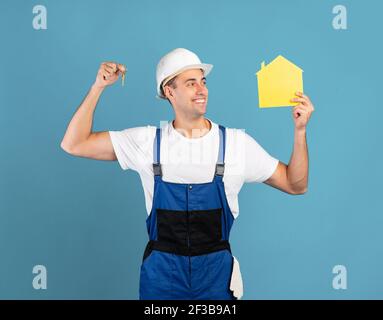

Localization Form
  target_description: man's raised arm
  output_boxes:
[60,62,125,160]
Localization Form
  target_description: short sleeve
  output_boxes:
[243,131,279,183]
[109,126,156,172]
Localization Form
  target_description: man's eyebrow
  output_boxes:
[184,77,207,84]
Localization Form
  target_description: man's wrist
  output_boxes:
[91,83,106,93]
[295,127,306,135]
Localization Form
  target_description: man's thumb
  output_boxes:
[117,64,127,73]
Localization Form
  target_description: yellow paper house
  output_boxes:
[256,55,303,108]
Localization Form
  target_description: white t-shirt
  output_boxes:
[109,119,279,219]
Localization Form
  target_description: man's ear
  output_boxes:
[164,86,174,99]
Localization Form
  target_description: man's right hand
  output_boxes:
[93,62,126,89]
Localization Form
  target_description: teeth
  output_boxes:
[194,99,205,103]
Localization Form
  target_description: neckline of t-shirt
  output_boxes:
[168,117,217,142]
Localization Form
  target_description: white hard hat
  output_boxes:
[156,48,213,99]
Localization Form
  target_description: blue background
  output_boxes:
[1,0,382,299]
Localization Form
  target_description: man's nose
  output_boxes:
[195,83,207,95]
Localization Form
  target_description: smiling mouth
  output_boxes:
[192,98,206,104]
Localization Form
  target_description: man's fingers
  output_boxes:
[295,91,309,99]
[292,98,315,113]
[101,62,125,74]
[293,109,306,118]
[291,97,308,105]
[295,91,312,104]
[103,64,115,73]
[101,70,114,79]
[293,106,310,119]
[294,106,308,113]
[98,61,125,83]
[293,104,308,111]
[104,62,118,72]
[103,67,113,76]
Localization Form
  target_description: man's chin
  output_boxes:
[194,102,207,112]
[197,107,207,116]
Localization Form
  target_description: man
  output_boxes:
[61,48,314,300]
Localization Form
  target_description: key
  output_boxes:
[121,65,126,86]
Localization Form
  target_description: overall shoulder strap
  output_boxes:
[152,127,162,176]
[215,125,226,176]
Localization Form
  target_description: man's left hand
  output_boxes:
[291,92,315,131]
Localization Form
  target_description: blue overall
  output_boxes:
[139,125,236,300]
